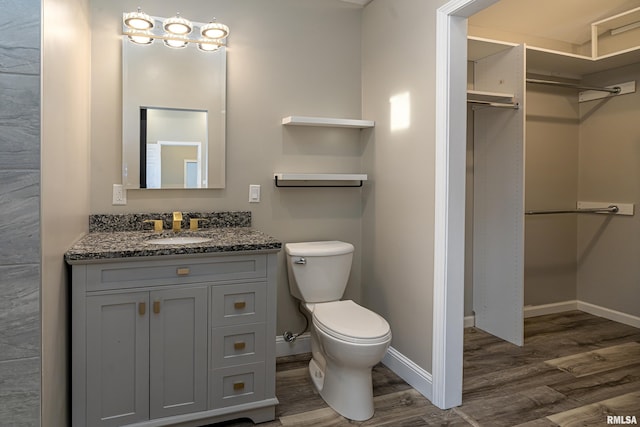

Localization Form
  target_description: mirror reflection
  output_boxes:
[122,37,226,189]
[142,108,208,189]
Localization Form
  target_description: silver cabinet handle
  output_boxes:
[294,257,306,265]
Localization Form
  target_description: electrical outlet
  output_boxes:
[112,184,127,205]
[249,184,261,203]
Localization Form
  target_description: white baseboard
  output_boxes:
[465,300,640,329]
[381,346,433,401]
[577,301,640,329]
[523,300,578,318]
[464,315,475,328]
[275,332,311,358]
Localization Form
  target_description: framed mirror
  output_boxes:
[122,36,226,189]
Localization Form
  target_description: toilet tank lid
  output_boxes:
[285,241,354,256]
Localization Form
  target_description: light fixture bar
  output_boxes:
[123,29,224,48]
[122,12,229,51]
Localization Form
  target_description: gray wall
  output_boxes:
[0,0,41,424]
[361,0,446,372]
[524,83,579,306]
[578,62,640,317]
[41,0,92,425]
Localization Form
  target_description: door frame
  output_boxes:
[432,0,500,409]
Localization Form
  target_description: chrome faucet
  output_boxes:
[172,211,183,232]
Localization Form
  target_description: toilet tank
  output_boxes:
[285,241,354,303]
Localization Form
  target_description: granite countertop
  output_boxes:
[64,227,282,263]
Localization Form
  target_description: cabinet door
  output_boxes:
[86,292,150,426]
[149,287,208,419]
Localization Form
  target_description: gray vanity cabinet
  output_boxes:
[85,287,207,426]
[71,253,279,427]
[86,291,150,426]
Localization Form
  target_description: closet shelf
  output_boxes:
[469,35,640,78]
[282,116,375,128]
[273,173,367,188]
[467,90,515,103]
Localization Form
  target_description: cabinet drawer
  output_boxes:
[212,323,265,368]
[210,363,265,409]
[86,255,267,291]
[211,283,266,326]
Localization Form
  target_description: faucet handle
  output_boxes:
[144,219,163,232]
[189,218,209,230]
[172,211,183,232]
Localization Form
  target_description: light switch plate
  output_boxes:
[249,185,261,203]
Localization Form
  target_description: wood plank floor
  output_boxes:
[208,311,640,426]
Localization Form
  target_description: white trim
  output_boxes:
[464,315,475,328]
[275,332,311,358]
[382,346,433,401]
[524,301,578,318]
[577,301,640,329]
[433,0,504,410]
[466,300,640,329]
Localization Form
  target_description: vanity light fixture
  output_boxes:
[123,7,154,30]
[123,10,228,52]
[197,41,220,52]
[128,31,154,45]
[164,36,188,49]
[200,19,230,40]
[163,13,193,35]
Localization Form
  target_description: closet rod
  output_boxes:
[525,205,619,215]
[526,78,621,94]
[467,100,519,109]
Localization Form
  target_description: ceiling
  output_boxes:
[470,0,640,46]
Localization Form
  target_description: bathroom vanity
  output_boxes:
[65,213,281,427]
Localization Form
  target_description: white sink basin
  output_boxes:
[148,236,212,245]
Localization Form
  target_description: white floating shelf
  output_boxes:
[282,116,375,128]
[467,89,515,103]
[273,173,368,187]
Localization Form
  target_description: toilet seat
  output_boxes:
[312,300,391,345]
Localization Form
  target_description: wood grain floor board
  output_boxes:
[209,312,640,427]
[457,385,581,427]
[547,391,640,426]
[547,362,640,405]
[545,342,640,378]
[278,389,440,427]
[463,362,575,402]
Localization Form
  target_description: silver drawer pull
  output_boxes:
[294,257,306,265]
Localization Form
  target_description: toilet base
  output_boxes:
[308,358,325,392]
[308,358,375,421]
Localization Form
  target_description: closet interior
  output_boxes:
[466,5,640,345]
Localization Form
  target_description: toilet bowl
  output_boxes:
[308,300,391,421]
[284,241,392,421]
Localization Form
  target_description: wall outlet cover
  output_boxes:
[112,184,127,205]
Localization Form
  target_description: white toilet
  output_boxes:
[285,241,392,421]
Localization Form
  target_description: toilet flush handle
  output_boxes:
[294,257,306,265]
